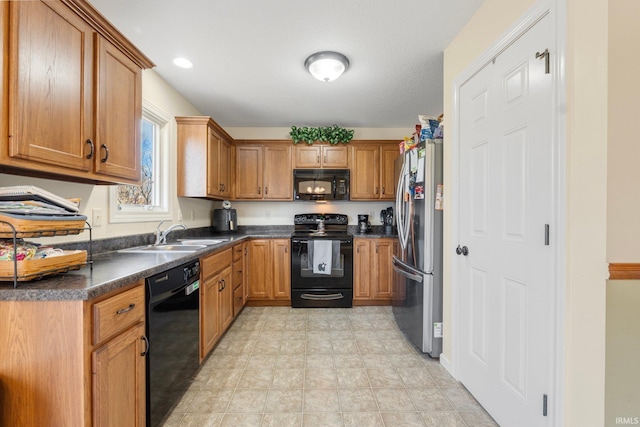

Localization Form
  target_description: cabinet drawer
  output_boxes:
[93,285,145,345]
[233,244,243,262]
[202,248,232,280]
[233,285,244,317]
[233,260,243,289]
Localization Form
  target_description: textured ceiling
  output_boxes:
[90,0,484,129]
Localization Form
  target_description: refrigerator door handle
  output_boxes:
[392,256,424,283]
[396,161,410,250]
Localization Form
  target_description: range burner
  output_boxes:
[292,213,351,237]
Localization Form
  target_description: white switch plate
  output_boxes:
[92,208,102,227]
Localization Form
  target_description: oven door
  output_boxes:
[291,238,352,289]
[291,237,353,307]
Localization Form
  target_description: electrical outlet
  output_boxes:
[190,210,195,221]
[265,210,271,220]
[178,209,183,221]
[92,208,102,227]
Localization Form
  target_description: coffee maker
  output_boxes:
[357,214,371,233]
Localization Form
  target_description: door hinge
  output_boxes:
[536,48,550,74]
[544,224,550,246]
[543,394,548,416]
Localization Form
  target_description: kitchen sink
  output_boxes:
[177,239,228,245]
[118,244,207,253]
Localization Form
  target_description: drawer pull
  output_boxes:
[116,303,135,314]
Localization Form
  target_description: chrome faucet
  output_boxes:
[155,220,187,245]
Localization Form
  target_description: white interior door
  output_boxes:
[457,13,554,426]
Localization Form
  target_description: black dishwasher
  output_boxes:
[146,259,200,427]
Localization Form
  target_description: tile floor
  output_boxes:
[161,306,498,427]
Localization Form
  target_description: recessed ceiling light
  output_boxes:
[173,57,193,69]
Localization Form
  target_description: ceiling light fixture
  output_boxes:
[173,57,193,69]
[304,51,350,82]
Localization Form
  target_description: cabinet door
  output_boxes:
[7,1,94,171]
[374,239,395,300]
[219,138,232,198]
[294,145,321,168]
[271,239,291,300]
[235,145,263,199]
[322,145,349,168]
[248,240,271,298]
[350,145,380,199]
[263,145,292,199]
[380,145,399,200]
[353,239,372,300]
[201,275,221,357]
[92,322,146,427]
[207,128,221,197]
[218,266,234,332]
[94,36,142,183]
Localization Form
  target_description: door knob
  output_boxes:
[456,245,469,256]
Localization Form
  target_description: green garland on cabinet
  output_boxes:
[289,125,354,145]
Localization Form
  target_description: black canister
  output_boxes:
[212,208,237,232]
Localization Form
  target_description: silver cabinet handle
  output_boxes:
[116,303,135,314]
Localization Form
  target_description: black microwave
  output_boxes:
[293,169,350,201]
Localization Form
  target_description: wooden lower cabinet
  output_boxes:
[232,243,246,317]
[353,238,398,304]
[247,239,291,304]
[0,281,146,426]
[92,321,146,427]
[200,249,233,359]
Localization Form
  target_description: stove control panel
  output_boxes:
[294,214,348,225]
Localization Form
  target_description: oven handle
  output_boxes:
[291,239,352,244]
[301,293,344,301]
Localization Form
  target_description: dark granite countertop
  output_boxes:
[0,227,292,301]
[0,225,396,301]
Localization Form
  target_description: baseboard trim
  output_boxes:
[608,263,640,280]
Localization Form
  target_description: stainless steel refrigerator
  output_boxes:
[393,138,443,357]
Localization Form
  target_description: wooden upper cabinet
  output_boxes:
[351,144,380,199]
[264,145,292,199]
[293,144,348,168]
[235,141,292,200]
[206,127,231,198]
[350,141,399,200]
[380,145,399,200]
[93,35,142,182]
[176,116,233,200]
[6,0,94,172]
[235,145,263,199]
[0,0,154,184]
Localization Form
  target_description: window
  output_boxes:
[109,100,172,223]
